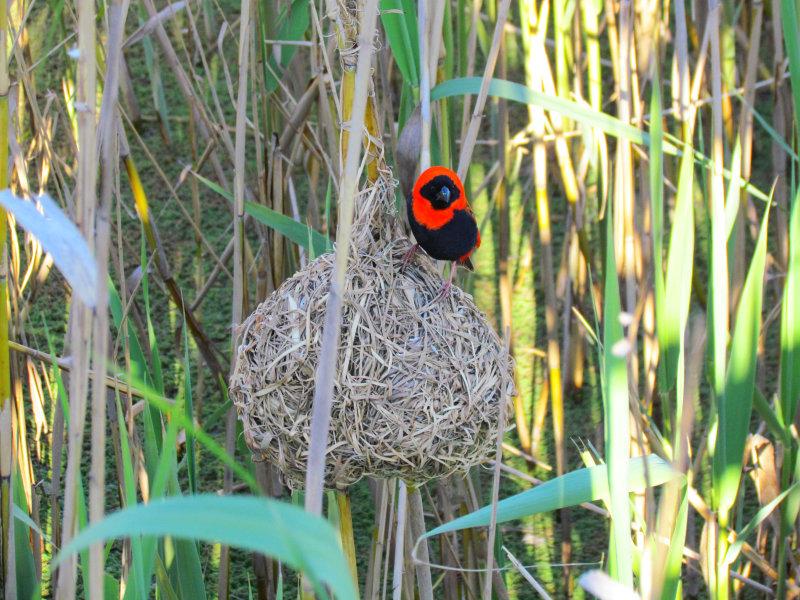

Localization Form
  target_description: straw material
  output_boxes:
[230,172,514,489]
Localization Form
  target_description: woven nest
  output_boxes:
[230,173,515,490]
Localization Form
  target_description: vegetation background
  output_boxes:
[1,0,799,598]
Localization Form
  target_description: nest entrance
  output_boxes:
[230,174,514,490]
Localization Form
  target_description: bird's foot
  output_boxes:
[400,243,418,272]
[434,262,457,302]
[434,279,453,301]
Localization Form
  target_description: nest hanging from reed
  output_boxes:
[229,172,514,490]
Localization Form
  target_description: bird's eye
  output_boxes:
[440,186,450,201]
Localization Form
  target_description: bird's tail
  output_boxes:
[396,105,421,198]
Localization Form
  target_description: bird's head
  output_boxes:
[413,166,466,212]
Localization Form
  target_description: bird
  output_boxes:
[402,166,481,298]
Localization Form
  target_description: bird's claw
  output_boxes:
[434,280,452,302]
[400,244,418,273]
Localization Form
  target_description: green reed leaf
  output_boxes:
[53,495,358,600]
[714,202,770,518]
[424,455,679,539]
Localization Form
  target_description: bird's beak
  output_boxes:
[434,188,451,208]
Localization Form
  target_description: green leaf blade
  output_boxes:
[602,207,633,586]
[379,0,419,85]
[424,455,679,539]
[53,495,358,600]
[194,172,331,256]
[714,203,770,518]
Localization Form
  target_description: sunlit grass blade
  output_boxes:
[780,189,800,445]
[601,205,632,586]
[263,0,309,93]
[778,163,800,600]
[714,202,770,519]
[423,455,679,538]
[195,172,332,256]
[723,139,742,240]
[114,396,147,600]
[724,480,800,564]
[659,147,694,410]
[659,488,689,600]
[14,471,38,600]
[431,77,771,202]
[122,370,259,493]
[752,387,790,443]
[649,72,665,380]
[379,0,419,85]
[433,76,649,149]
[182,320,197,495]
[140,233,164,396]
[774,6,800,597]
[53,495,358,600]
[781,0,800,121]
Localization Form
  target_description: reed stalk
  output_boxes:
[54,0,98,592]
[364,480,389,600]
[708,1,731,596]
[89,0,128,594]
[218,0,253,595]
[456,0,511,180]
[392,480,408,600]
[304,0,379,516]
[419,0,431,172]
[482,333,510,600]
[407,486,433,600]
[0,0,10,588]
[553,0,571,127]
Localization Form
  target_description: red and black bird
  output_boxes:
[403,166,481,297]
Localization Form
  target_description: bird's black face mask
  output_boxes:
[420,174,460,210]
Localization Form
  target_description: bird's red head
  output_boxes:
[411,166,468,230]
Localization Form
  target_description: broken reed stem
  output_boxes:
[364,480,389,600]
[304,0,379,516]
[336,491,359,588]
[392,480,408,600]
[56,0,98,591]
[408,486,433,600]
[0,0,10,587]
[456,0,512,181]
[89,0,128,594]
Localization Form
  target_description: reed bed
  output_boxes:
[1,0,800,599]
